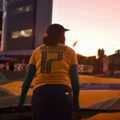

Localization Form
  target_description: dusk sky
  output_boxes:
[52,0,120,57]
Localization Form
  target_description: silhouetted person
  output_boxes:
[9,61,14,71]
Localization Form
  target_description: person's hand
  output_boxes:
[16,104,24,112]
[73,103,80,111]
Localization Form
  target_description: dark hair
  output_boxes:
[42,24,69,46]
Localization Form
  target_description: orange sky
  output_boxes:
[52,0,120,57]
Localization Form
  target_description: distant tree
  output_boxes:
[115,49,120,54]
[77,54,86,64]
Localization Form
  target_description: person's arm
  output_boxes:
[70,64,80,110]
[18,64,36,106]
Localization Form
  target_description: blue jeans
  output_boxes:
[32,84,72,120]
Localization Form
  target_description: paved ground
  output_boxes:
[0,73,120,120]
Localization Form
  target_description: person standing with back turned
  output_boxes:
[18,23,80,120]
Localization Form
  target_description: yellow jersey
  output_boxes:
[29,43,78,90]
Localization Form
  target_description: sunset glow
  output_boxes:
[52,0,120,56]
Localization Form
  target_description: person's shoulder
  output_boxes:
[34,45,45,51]
[59,43,74,51]
[32,45,44,55]
[63,44,75,53]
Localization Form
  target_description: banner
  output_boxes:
[78,64,93,73]
[14,64,29,72]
